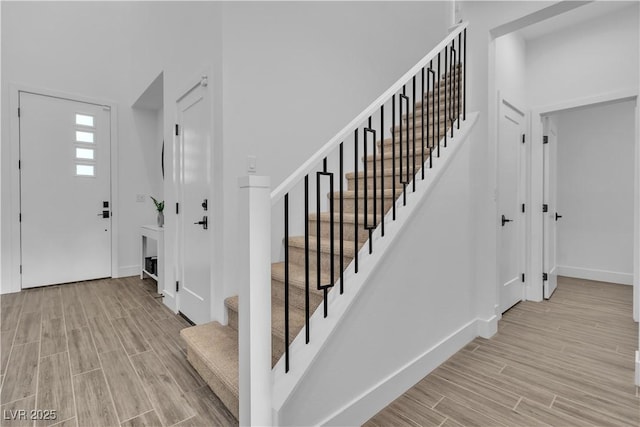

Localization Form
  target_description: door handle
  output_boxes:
[194,216,208,230]
[97,211,110,218]
[555,212,563,221]
[501,215,513,227]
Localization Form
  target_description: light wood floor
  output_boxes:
[365,277,639,427]
[0,277,237,427]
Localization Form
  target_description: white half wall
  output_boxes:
[553,100,636,286]
[278,122,477,426]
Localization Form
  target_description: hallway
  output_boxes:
[366,277,639,426]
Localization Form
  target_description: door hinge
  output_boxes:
[19,213,22,222]
[521,203,525,213]
[522,134,525,143]
[176,203,179,214]
[176,281,180,292]
[542,273,548,281]
[17,107,20,117]
[521,273,525,283]
[542,204,548,213]
[18,160,21,170]
[543,135,548,144]
[175,124,179,136]
[19,265,22,274]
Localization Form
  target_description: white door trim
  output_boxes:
[495,92,528,314]
[6,84,119,294]
[529,89,639,322]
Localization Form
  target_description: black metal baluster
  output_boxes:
[444,45,448,148]
[304,175,309,344]
[354,129,358,273]
[412,75,416,192]
[339,143,344,294]
[450,44,456,138]
[437,52,441,158]
[421,67,425,180]
[284,193,290,372]
[463,28,467,121]
[392,95,396,220]
[364,119,376,254]
[428,66,435,169]
[316,158,333,318]
[380,105,384,236]
[399,88,409,206]
[458,31,462,129]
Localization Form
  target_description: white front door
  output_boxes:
[498,98,526,313]
[20,92,111,288]
[543,117,559,299]
[176,80,211,325]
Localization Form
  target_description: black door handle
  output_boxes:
[501,215,513,227]
[194,216,208,230]
[555,212,563,221]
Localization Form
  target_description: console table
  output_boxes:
[141,225,164,292]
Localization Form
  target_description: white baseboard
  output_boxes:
[476,315,498,338]
[321,319,477,426]
[557,265,633,285]
[636,351,640,386]
[116,265,140,278]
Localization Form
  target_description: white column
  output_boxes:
[238,175,272,426]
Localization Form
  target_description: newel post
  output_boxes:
[238,175,272,426]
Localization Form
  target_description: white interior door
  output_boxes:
[176,80,211,325]
[20,92,111,288]
[498,98,526,313]
[543,117,559,298]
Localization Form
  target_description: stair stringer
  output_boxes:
[272,112,480,426]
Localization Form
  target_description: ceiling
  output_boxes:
[517,1,637,41]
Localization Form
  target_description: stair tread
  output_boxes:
[309,211,376,224]
[330,189,395,199]
[272,261,334,292]
[346,168,417,179]
[180,322,239,397]
[289,235,356,257]
[366,148,433,162]
[225,295,307,342]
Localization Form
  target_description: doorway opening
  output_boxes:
[536,97,638,299]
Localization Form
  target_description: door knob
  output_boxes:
[97,211,110,218]
[555,212,563,221]
[194,216,208,230]
[501,214,513,227]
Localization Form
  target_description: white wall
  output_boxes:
[279,122,476,427]
[554,100,635,284]
[0,2,157,292]
[220,1,450,316]
[526,4,639,108]
[495,32,527,107]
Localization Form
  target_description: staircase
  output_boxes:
[181,67,462,421]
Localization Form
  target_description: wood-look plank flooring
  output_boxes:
[365,277,639,427]
[0,277,237,427]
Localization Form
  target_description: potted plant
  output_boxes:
[151,196,165,228]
